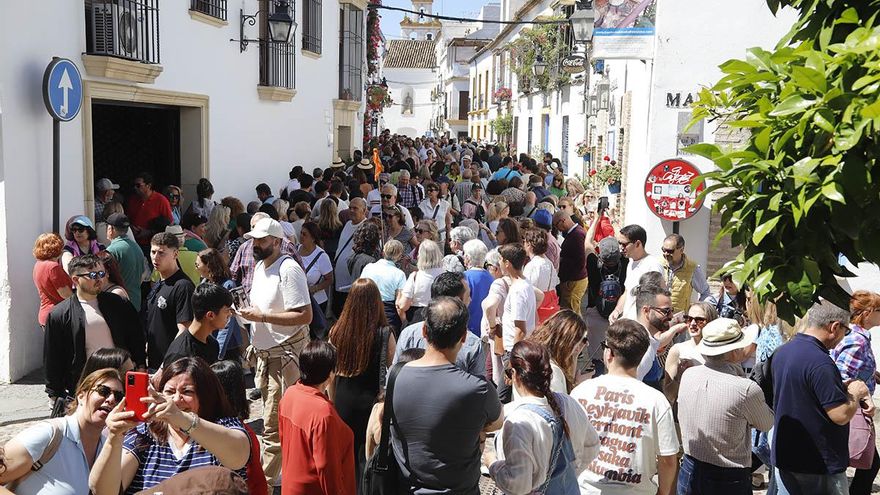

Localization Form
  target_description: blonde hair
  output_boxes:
[415,220,439,242]
[487,201,509,222]
[417,240,443,270]
[204,205,231,248]
[383,239,404,261]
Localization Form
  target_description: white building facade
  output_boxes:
[0,0,369,382]
[468,0,798,275]
[381,40,436,137]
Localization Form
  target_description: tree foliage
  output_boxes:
[685,0,880,322]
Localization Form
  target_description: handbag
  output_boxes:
[849,408,876,469]
[302,252,329,339]
[363,362,407,495]
[536,272,560,324]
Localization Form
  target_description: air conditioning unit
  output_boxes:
[91,2,145,60]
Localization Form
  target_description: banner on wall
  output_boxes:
[592,0,657,60]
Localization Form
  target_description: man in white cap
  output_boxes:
[677,318,773,494]
[94,177,120,221]
[236,217,312,489]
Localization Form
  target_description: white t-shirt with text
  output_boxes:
[570,374,680,495]
[622,254,664,320]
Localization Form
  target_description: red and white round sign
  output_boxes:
[644,159,705,221]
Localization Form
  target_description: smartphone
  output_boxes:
[125,371,149,422]
[230,286,250,311]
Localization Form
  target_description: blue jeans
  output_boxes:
[774,469,847,495]
[677,455,751,495]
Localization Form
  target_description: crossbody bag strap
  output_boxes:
[519,399,565,493]
[334,230,356,265]
[431,203,441,220]
[376,362,406,471]
[7,418,66,492]
[378,326,390,392]
[304,249,324,274]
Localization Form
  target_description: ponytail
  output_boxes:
[510,341,570,438]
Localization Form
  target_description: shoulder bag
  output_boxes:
[301,252,329,339]
[850,407,877,469]
[7,418,66,492]
[363,362,407,495]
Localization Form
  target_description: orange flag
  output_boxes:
[372,148,383,181]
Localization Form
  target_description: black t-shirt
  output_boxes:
[585,253,628,309]
[163,330,219,368]
[145,270,195,369]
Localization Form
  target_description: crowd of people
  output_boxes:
[2,131,879,495]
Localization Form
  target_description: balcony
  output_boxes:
[84,0,163,83]
[190,0,227,21]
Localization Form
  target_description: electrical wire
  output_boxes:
[369,4,571,26]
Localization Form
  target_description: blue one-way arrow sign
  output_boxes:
[43,58,83,122]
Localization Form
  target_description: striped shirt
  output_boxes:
[678,361,774,468]
[122,417,248,494]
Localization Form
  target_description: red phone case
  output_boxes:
[125,371,149,422]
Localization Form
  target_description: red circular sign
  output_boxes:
[644,159,705,221]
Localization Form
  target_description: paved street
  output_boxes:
[2,370,878,494]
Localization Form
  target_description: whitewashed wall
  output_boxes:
[0,0,359,381]
[382,67,435,137]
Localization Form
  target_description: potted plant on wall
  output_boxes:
[593,157,622,194]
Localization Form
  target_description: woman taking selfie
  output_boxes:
[90,357,251,494]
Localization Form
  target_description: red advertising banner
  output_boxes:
[644,159,705,221]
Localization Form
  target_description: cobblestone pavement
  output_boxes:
[2,379,879,494]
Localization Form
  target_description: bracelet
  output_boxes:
[180,412,199,435]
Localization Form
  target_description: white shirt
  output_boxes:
[80,298,114,358]
[513,360,568,401]
[502,278,537,351]
[249,255,310,350]
[333,219,364,292]
[300,247,333,305]
[571,374,680,495]
[523,255,558,293]
[636,325,661,381]
[401,267,444,307]
[282,178,301,195]
[14,414,107,495]
[622,254,664,320]
[481,277,509,337]
[418,199,451,240]
[490,394,599,495]
[311,197,349,219]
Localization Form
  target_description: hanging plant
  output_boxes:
[506,17,571,94]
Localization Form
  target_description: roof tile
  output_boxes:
[383,39,437,69]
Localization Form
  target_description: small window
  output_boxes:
[191,0,227,20]
[426,33,433,41]
[303,0,322,54]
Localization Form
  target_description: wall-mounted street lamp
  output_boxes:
[533,55,547,77]
[597,79,611,111]
[569,5,596,44]
[237,0,297,53]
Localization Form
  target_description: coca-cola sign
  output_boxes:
[561,55,586,74]
[644,159,705,221]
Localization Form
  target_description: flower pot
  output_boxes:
[608,181,621,195]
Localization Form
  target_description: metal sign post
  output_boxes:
[42,57,83,232]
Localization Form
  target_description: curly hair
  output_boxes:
[197,248,231,283]
[352,221,381,257]
[33,232,65,260]
[850,290,880,328]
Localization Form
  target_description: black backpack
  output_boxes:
[596,266,624,318]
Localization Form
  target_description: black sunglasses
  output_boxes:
[381,194,393,200]
[71,226,89,233]
[651,306,674,317]
[661,247,677,255]
[685,316,707,324]
[93,384,124,402]
[74,270,107,280]
[414,228,425,234]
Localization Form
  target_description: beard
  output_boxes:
[253,245,273,261]
[649,314,670,334]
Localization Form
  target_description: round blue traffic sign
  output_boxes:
[43,58,83,122]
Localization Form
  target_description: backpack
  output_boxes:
[596,267,623,318]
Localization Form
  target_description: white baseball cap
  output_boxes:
[244,218,285,240]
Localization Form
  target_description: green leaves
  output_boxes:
[690,1,880,323]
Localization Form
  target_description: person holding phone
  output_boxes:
[1,369,124,494]
[90,357,251,495]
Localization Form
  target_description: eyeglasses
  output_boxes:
[619,241,631,250]
[651,306,674,317]
[381,194,393,200]
[93,384,125,402]
[600,340,613,352]
[685,316,707,324]
[661,247,677,255]
[133,183,145,189]
[414,228,424,234]
[168,194,180,199]
[71,226,88,233]
[74,270,107,280]
[427,189,439,193]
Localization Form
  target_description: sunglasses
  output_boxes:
[685,316,707,324]
[414,228,425,234]
[661,247,677,255]
[381,194,393,200]
[427,189,439,193]
[651,306,674,317]
[93,384,124,402]
[74,270,107,280]
[168,194,181,199]
[71,226,89,233]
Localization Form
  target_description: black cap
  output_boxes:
[106,213,131,228]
